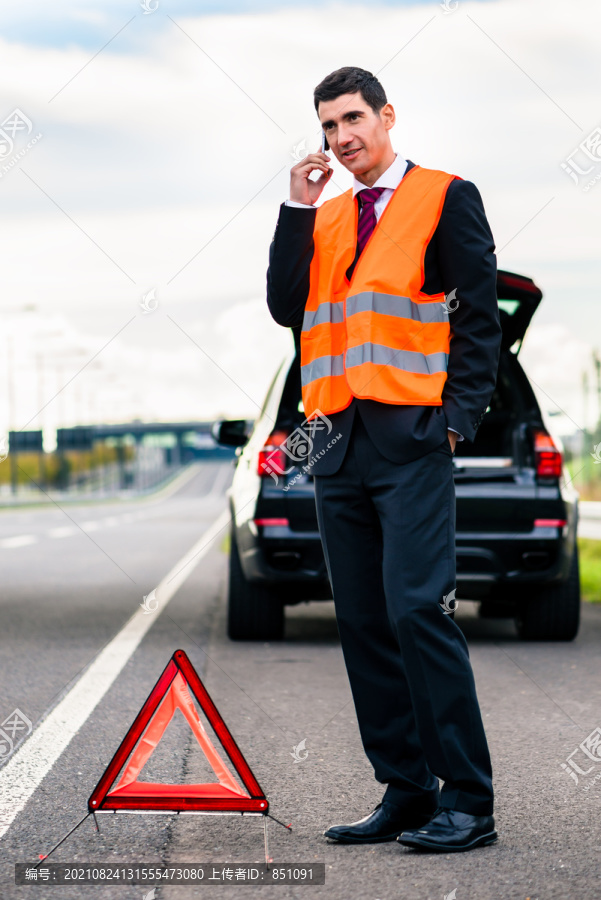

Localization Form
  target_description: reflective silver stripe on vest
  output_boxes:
[345,343,448,375]
[302,301,345,333]
[302,292,447,333]
[301,344,447,387]
[301,353,345,386]
[346,291,448,324]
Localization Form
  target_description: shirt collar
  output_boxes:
[352,152,409,198]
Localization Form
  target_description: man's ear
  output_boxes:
[382,103,395,131]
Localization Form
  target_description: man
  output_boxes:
[266,66,502,853]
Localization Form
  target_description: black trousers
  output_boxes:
[313,409,494,816]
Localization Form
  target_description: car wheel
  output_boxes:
[227,526,284,641]
[515,544,581,641]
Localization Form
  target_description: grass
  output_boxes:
[579,538,601,603]
[565,454,601,501]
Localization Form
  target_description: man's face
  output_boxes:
[318,91,394,175]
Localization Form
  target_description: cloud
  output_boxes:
[0,0,599,428]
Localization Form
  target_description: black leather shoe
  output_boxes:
[397,806,497,852]
[323,800,436,844]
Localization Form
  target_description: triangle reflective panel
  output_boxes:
[88,650,268,813]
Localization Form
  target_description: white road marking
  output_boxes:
[0,506,231,840]
[47,517,133,540]
[0,535,38,549]
[48,527,76,539]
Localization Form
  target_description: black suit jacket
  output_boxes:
[266,159,502,476]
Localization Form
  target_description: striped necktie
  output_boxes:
[347,187,385,280]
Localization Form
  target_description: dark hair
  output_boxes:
[313,67,387,117]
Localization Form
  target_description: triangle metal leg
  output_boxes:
[263,815,273,868]
[34,812,91,869]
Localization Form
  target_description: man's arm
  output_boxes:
[266,202,317,329]
[436,179,502,443]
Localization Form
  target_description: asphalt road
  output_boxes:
[1,462,600,900]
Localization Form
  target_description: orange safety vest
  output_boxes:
[300,164,460,422]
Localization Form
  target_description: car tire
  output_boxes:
[515,544,581,641]
[227,526,285,641]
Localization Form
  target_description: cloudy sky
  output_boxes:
[1,0,599,442]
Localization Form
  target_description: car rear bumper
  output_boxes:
[456,522,574,599]
[237,521,331,592]
[238,521,574,600]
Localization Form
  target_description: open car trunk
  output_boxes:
[452,270,543,534]
[278,269,545,534]
[454,269,542,471]
[452,351,540,533]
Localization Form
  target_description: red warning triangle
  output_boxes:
[88,649,268,813]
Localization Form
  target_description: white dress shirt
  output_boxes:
[283,152,462,439]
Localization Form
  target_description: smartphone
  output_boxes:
[321,129,329,152]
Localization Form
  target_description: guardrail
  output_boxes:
[579,501,601,540]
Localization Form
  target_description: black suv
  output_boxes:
[214,270,580,643]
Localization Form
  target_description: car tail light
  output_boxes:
[534,519,567,527]
[257,429,290,478]
[254,518,289,526]
[533,429,563,478]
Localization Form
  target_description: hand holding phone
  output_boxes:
[289,131,332,205]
